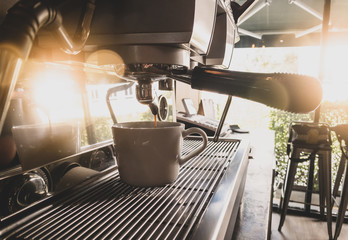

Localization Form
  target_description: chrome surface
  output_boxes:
[205,5,236,68]
[0,140,114,181]
[192,138,250,240]
[0,49,22,135]
[0,138,248,240]
[110,45,191,68]
[223,14,236,68]
[53,0,96,55]
[135,81,159,115]
[190,0,217,54]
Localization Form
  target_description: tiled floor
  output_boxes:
[271,212,348,240]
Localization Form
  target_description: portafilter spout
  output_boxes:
[135,80,159,116]
[171,66,322,114]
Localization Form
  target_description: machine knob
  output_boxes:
[5,170,49,213]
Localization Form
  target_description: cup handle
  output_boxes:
[179,127,208,165]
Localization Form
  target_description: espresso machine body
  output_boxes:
[0,0,322,239]
[0,2,246,239]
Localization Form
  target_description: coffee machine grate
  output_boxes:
[0,139,240,240]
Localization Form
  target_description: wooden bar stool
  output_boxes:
[331,124,348,240]
[278,121,332,239]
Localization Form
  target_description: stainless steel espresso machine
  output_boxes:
[0,0,322,239]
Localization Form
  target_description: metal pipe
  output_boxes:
[106,83,135,124]
[213,95,232,142]
[295,24,322,38]
[52,0,96,55]
[238,27,263,39]
[289,0,323,21]
[230,0,258,23]
[237,0,270,26]
[314,0,332,123]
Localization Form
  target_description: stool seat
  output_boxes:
[289,142,331,162]
[291,141,332,149]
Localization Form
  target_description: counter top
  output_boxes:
[232,129,275,240]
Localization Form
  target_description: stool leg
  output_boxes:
[306,156,315,214]
[278,191,284,213]
[333,154,346,198]
[329,150,333,210]
[318,157,325,218]
[334,159,348,240]
[278,160,290,213]
[278,160,298,231]
[320,151,333,240]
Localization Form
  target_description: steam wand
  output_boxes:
[213,95,232,142]
[106,83,136,124]
[106,80,159,122]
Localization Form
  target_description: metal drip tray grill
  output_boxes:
[1,139,240,240]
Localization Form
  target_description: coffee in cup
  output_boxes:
[112,121,208,187]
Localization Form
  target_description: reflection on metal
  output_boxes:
[54,0,96,55]
[190,0,217,54]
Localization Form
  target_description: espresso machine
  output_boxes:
[0,0,323,239]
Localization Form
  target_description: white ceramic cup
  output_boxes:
[12,122,80,170]
[112,121,208,187]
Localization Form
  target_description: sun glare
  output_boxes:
[30,67,83,123]
[296,45,348,102]
[321,45,348,102]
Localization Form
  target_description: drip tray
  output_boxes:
[0,139,249,240]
